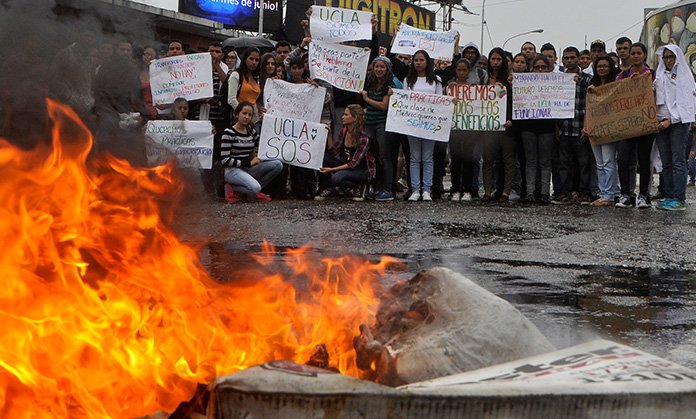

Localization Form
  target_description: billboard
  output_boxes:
[641,1,696,75]
[285,0,435,45]
[179,0,283,34]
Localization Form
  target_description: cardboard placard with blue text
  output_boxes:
[585,72,658,145]
[263,79,326,123]
[308,40,370,92]
[310,5,372,43]
[145,120,214,169]
[390,23,457,61]
[512,73,576,119]
[149,53,213,105]
[385,89,454,142]
[257,114,328,169]
[448,84,507,131]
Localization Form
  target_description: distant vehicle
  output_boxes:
[398,40,417,48]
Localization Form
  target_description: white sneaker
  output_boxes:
[636,195,650,209]
[509,190,520,201]
[408,191,421,201]
[461,192,472,202]
[450,192,461,202]
[422,191,432,201]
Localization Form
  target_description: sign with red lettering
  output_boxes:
[585,72,658,145]
[308,40,370,92]
[385,88,454,142]
[149,53,214,105]
[448,84,507,131]
[257,114,328,169]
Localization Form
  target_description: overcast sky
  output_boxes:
[136,0,678,52]
[448,0,678,54]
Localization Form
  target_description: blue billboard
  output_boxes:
[179,0,283,34]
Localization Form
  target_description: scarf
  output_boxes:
[654,44,696,123]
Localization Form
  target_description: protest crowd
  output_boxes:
[51,7,696,211]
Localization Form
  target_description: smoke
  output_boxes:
[0,0,159,152]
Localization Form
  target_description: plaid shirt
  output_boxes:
[559,71,592,137]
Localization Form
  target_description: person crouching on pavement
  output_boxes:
[221,101,282,203]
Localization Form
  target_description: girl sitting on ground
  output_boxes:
[316,104,376,201]
[221,101,282,203]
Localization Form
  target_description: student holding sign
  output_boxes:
[614,43,655,209]
[481,47,516,205]
[404,50,443,202]
[221,102,283,203]
[653,45,696,211]
[584,56,620,207]
[519,55,557,205]
[361,56,399,201]
[227,48,261,123]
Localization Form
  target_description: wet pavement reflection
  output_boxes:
[200,242,696,370]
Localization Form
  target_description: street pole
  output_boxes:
[258,0,265,37]
[501,28,544,50]
[479,0,486,51]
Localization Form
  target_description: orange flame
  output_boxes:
[0,99,396,418]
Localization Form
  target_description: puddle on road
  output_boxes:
[199,242,696,369]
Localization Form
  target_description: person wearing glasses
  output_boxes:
[654,44,696,211]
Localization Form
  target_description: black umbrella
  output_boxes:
[222,36,276,53]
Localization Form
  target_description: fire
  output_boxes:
[0,99,395,418]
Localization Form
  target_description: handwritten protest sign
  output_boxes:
[390,23,457,61]
[385,88,454,142]
[145,120,214,169]
[263,79,326,123]
[585,72,658,145]
[308,40,370,92]
[448,84,507,131]
[149,53,213,105]
[310,5,372,43]
[257,114,328,170]
[512,73,576,119]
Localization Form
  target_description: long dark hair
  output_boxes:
[258,52,277,89]
[406,50,438,89]
[487,47,510,86]
[590,56,618,86]
[236,47,260,82]
[365,58,393,95]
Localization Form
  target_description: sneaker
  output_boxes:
[539,195,551,205]
[224,183,239,203]
[615,194,632,208]
[255,192,272,202]
[551,193,571,205]
[636,195,650,209]
[461,192,472,202]
[450,192,461,202]
[352,184,367,202]
[659,199,686,211]
[314,188,335,201]
[688,180,695,187]
[498,194,510,206]
[374,190,394,202]
[408,191,421,201]
[591,198,613,207]
[422,191,432,201]
[481,194,492,203]
[521,194,535,204]
[397,178,409,191]
[651,191,665,201]
[576,193,592,206]
[509,190,521,201]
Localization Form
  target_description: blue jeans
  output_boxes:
[408,136,436,193]
[591,142,619,200]
[656,122,690,201]
[224,160,283,198]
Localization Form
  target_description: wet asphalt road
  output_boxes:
[176,185,696,369]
